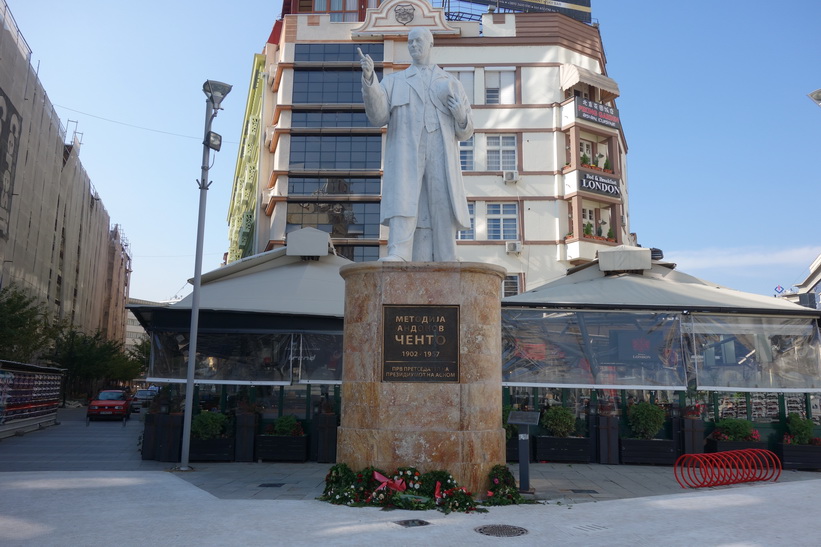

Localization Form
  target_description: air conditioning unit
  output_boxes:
[505,241,522,254]
[503,170,519,184]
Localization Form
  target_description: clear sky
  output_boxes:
[8,0,821,302]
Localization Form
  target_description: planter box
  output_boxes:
[777,443,821,470]
[155,414,183,462]
[535,436,592,463]
[679,418,706,455]
[597,416,620,464]
[506,437,519,462]
[255,435,309,462]
[314,413,338,464]
[705,439,768,453]
[190,437,235,462]
[141,413,157,460]
[234,414,257,462]
[620,438,677,465]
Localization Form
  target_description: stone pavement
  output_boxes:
[1,408,820,545]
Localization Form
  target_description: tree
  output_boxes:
[0,285,61,363]
[127,336,151,377]
[50,329,141,397]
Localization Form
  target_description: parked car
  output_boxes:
[130,389,156,413]
[87,390,131,421]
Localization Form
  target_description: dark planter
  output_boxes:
[314,413,338,463]
[155,414,183,462]
[190,437,236,462]
[255,435,309,462]
[705,439,768,453]
[141,413,157,460]
[506,436,519,462]
[535,436,592,463]
[234,414,257,462]
[597,416,620,464]
[620,438,677,465]
[777,443,821,470]
[679,418,706,455]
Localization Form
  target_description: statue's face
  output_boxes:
[407,29,432,63]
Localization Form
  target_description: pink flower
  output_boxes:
[493,478,499,484]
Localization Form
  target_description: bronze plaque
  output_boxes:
[383,305,459,382]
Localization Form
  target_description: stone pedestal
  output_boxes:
[337,262,506,496]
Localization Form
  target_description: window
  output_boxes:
[294,43,383,62]
[447,70,475,104]
[292,69,381,104]
[486,135,517,171]
[485,70,515,105]
[289,135,382,169]
[487,203,518,240]
[335,245,380,262]
[503,275,520,297]
[457,203,474,240]
[288,177,381,196]
[459,136,474,171]
[291,110,371,128]
[286,202,381,238]
[579,140,593,164]
[314,0,358,22]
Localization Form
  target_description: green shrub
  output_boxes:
[541,406,575,438]
[273,414,304,436]
[627,402,666,439]
[713,418,758,442]
[786,412,815,445]
[191,411,229,440]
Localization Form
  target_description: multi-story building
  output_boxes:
[0,2,130,348]
[227,0,633,297]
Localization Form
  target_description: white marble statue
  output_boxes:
[358,27,473,262]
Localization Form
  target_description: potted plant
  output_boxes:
[777,413,821,470]
[603,157,612,173]
[190,411,235,461]
[706,418,765,452]
[535,406,592,463]
[580,152,590,167]
[255,414,309,462]
[583,222,593,238]
[621,402,677,465]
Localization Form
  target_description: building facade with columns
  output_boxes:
[226,0,633,297]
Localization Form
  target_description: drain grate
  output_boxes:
[475,524,529,537]
[574,523,609,532]
[570,489,598,494]
[258,483,285,488]
[394,519,430,528]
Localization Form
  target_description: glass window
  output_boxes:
[457,202,474,240]
[286,201,381,238]
[485,70,515,105]
[288,176,381,196]
[501,310,686,389]
[686,315,821,392]
[296,333,344,384]
[335,245,380,262]
[459,136,474,171]
[503,275,520,297]
[292,69,381,104]
[291,110,371,128]
[289,135,381,170]
[487,202,518,240]
[486,134,516,171]
[447,70,475,104]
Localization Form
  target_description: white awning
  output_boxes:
[561,64,620,102]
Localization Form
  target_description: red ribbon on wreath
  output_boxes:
[367,471,407,501]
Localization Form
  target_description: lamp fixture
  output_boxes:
[204,131,222,151]
[203,80,233,110]
[809,89,821,108]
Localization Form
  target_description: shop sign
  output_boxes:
[580,172,621,198]
[383,305,459,382]
[575,97,621,129]
[466,0,591,23]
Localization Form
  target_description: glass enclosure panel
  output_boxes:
[282,385,309,419]
[716,393,747,420]
[687,315,821,391]
[502,310,686,389]
[297,333,343,383]
[750,392,779,423]
[785,393,807,419]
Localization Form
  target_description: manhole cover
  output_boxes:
[258,483,284,488]
[394,519,430,528]
[475,524,529,537]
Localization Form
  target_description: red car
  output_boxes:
[87,390,132,421]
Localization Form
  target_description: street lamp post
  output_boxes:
[809,89,821,108]
[179,80,232,471]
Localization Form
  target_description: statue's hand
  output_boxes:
[447,95,468,127]
[357,47,374,84]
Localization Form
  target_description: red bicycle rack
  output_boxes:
[674,449,781,489]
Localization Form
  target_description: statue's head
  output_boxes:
[407,27,433,64]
